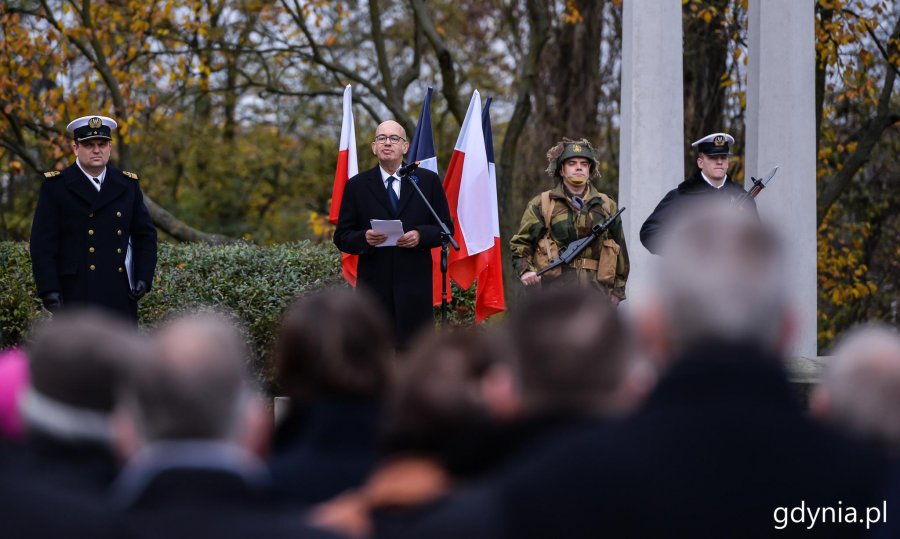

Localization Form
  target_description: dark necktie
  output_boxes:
[387,176,399,212]
[92,176,101,189]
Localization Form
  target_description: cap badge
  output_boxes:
[713,135,725,146]
[572,144,582,152]
[88,117,102,129]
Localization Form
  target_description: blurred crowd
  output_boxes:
[2,202,900,539]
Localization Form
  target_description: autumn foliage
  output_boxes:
[1,0,898,349]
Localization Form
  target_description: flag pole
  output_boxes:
[397,163,459,326]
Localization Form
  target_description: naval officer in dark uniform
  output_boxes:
[640,132,759,254]
[30,115,157,322]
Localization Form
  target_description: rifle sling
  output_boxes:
[540,191,555,264]
[572,258,599,271]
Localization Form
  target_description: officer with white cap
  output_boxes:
[29,115,157,322]
[639,132,758,254]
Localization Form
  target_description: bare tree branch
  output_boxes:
[369,0,398,104]
[409,0,464,124]
[817,13,900,225]
[497,0,550,212]
[143,195,234,244]
[396,24,423,94]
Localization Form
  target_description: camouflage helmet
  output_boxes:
[545,138,600,180]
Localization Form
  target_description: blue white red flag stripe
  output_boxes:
[408,87,439,176]
[443,91,506,322]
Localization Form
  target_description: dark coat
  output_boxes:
[872,463,900,538]
[640,169,758,254]
[334,165,453,346]
[397,417,607,539]
[22,430,120,495]
[30,162,157,320]
[2,442,120,539]
[119,466,339,539]
[269,400,381,504]
[497,341,891,539]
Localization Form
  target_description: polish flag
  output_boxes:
[443,91,506,322]
[329,84,359,286]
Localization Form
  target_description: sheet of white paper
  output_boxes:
[370,219,405,247]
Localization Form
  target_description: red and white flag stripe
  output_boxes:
[329,84,359,286]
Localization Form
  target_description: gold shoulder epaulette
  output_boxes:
[123,171,139,180]
[43,170,61,179]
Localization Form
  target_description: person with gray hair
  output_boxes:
[469,202,890,539]
[811,323,900,455]
[3,309,141,537]
[112,311,338,539]
[21,309,151,494]
[645,198,790,353]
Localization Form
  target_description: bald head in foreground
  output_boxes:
[811,324,900,456]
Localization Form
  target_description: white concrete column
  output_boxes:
[618,0,684,305]
[746,0,817,357]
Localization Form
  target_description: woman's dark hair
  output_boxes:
[380,328,498,456]
[272,287,392,401]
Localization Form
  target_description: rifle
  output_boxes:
[537,207,626,277]
[732,166,778,209]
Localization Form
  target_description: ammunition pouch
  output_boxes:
[596,238,620,285]
[533,191,561,279]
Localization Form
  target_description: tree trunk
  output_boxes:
[496,0,552,309]
[143,195,234,244]
[682,0,730,178]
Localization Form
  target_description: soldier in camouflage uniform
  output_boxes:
[509,138,629,304]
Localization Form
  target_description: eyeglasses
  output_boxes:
[373,135,406,144]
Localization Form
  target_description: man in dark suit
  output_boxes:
[30,115,157,322]
[334,120,453,347]
[2,441,120,539]
[640,132,758,254]
[112,312,338,539]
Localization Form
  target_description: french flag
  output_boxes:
[408,87,439,175]
[408,88,451,305]
[329,84,359,286]
[443,91,506,322]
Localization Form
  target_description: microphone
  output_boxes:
[398,161,420,177]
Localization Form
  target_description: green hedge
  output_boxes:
[1,241,476,387]
[0,241,45,345]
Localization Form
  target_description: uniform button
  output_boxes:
[88,229,94,235]
[89,247,95,253]
[118,267,124,272]
[89,213,94,218]
[116,212,122,218]
[117,229,122,236]
[90,265,96,271]
[117,248,122,254]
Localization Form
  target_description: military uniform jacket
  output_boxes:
[333,165,453,347]
[640,169,759,254]
[30,163,157,319]
[509,183,629,300]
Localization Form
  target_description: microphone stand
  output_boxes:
[398,163,459,327]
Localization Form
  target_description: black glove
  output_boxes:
[40,291,63,312]
[129,280,148,301]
